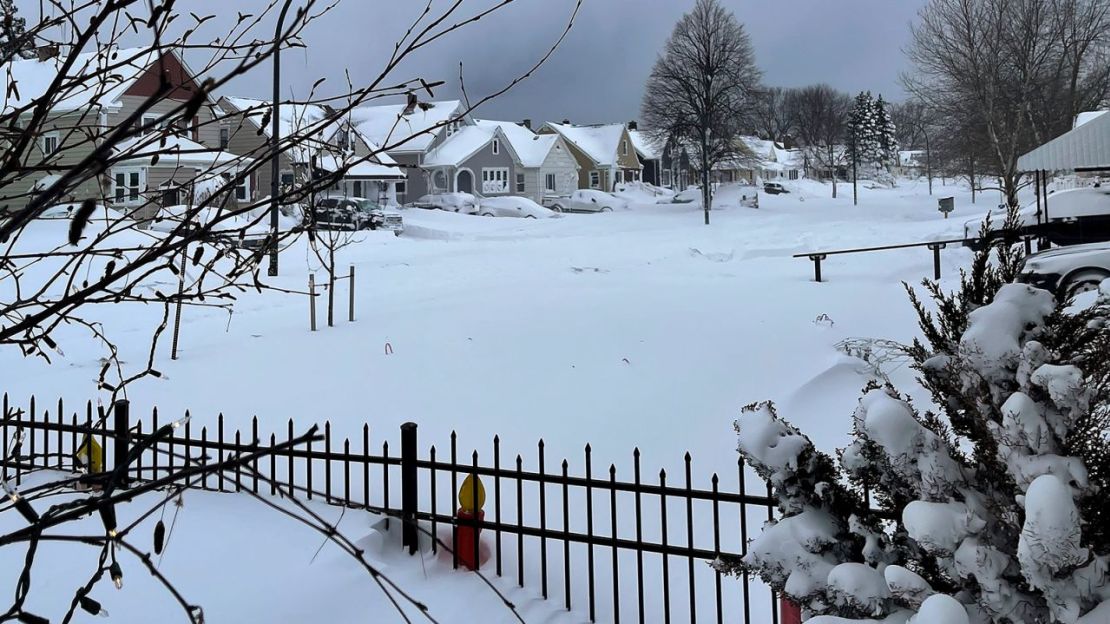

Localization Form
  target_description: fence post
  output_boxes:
[171,246,187,360]
[113,399,130,489]
[928,243,945,280]
[401,422,418,555]
[309,274,317,332]
[348,265,355,323]
[809,254,826,283]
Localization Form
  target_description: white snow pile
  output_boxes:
[731,278,1110,623]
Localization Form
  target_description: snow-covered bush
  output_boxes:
[724,234,1110,623]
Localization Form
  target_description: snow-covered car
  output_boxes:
[312,197,403,234]
[1017,241,1110,298]
[963,187,1110,248]
[763,182,789,195]
[410,193,478,214]
[478,196,558,219]
[547,190,628,213]
[40,203,128,222]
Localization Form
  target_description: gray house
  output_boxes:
[476,120,579,204]
[421,124,520,196]
[351,100,467,203]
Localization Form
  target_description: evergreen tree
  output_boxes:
[0,0,34,65]
[723,226,1110,623]
[846,91,878,167]
[874,95,900,171]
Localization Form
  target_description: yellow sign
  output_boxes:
[458,474,486,514]
[76,435,104,474]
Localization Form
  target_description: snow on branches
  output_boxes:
[731,261,1110,622]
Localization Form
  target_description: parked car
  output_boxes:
[964,188,1110,249]
[763,182,789,195]
[547,190,628,213]
[410,192,478,214]
[310,197,403,235]
[478,196,558,219]
[1017,241,1110,299]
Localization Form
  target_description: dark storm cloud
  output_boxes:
[17,0,929,124]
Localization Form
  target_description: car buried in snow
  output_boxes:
[312,197,403,235]
[478,196,559,219]
[963,187,1110,250]
[1017,241,1110,299]
[409,192,479,215]
[545,189,628,213]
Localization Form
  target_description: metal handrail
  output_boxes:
[794,235,1034,282]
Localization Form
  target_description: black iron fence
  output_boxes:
[0,395,780,623]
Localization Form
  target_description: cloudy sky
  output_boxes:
[21,0,928,124]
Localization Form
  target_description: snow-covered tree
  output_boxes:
[722,227,1110,623]
[874,95,899,173]
[846,92,879,171]
[0,0,34,64]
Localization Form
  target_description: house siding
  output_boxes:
[457,140,517,195]
[217,101,295,201]
[2,108,109,214]
[525,139,578,202]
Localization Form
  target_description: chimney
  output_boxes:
[628,120,638,131]
[36,44,59,62]
[522,119,532,130]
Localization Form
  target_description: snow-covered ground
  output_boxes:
[2,177,1015,622]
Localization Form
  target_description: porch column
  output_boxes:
[386,182,398,206]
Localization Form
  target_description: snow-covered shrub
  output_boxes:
[726,232,1110,623]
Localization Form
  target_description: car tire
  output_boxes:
[1061,269,1110,299]
[481,212,495,217]
[551,205,564,213]
[601,206,613,212]
[524,215,537,219]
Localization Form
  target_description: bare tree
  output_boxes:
[0,0,581,619]
[791,84,852,198]
[750,86,797,144]
[641,0,761,224]
[904,0,1110,208]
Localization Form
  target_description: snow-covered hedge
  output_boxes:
[726,243,1110,623]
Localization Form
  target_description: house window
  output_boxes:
[621,140,628,156]
[492,139,500,156]
[337,129,350,150]
[395,180,407,194]
[446,121,461,137]
[113,169,143,204]
[235,175,250,201]
[516,173,525,193]
[589,171,600,189]
[481,167,509,194]
[41,132,59,156]
[280,172,295,187]
[219,128,230,150]
[141,114,161,135]
[545,173,556,192]
[615,170,624,185]
[662,170,672,187]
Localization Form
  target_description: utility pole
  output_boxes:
[851,127,858,206]
[268,1,293,277]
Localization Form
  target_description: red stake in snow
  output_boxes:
[781,598,802,624]
[384,342,393,355]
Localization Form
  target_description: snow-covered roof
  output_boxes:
[628,130,663,161]
[315,153,405,180]
[476,120,558,168]
[423,124,507,168]
[542,122,627,167]
[1075,111,1108,129]
[1,46,160,114]
[1019,109,1110,172]
[351,100,462,154]
[113,134,246,170]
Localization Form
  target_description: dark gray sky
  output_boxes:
[20,0,928,124]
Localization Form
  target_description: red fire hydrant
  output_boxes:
[455,509,484,571]
[455,474,486,571]
[781,598,802,624]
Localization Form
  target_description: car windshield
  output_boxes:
[353,199,380,212]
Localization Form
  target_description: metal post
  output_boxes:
[348,265,355,322]
[268,2,293,277]
[928,243,945,280]
[170,245,187,360]
[970,155,976,204]
[400,422,418,554]
[924,128,932,196]
[1035,169,1042,225]
[113,399,130,489]
[308,274,317,332]
[1042,169,1051,250]
[810,255,825,283]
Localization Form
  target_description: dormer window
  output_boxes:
[492,139,500,155]
[337,129,350,150]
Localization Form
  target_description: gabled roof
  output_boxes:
[628,130,663,161]
[315,153,405,180]
[541,122,628,167]
[1075,111,1108,129]
[423,124,517,168]
[2,46,163,114]
[476,120,560,168]
[351,100,463,154]
[1019,109,1110,172]
[220,96,399,169]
